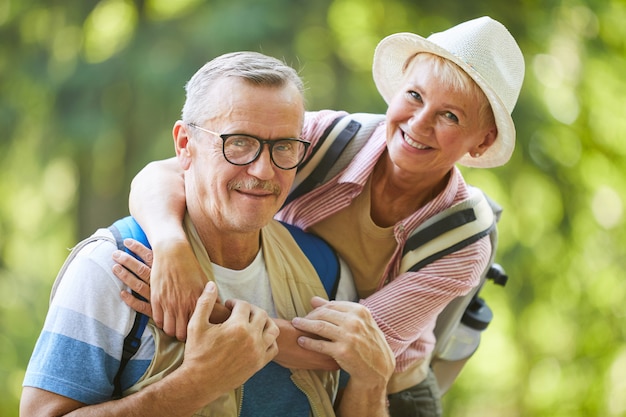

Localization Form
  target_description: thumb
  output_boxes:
[189,281,218,330]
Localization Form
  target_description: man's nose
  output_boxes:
[246,145,275,180]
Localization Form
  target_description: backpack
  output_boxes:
[108,216,341,398]
[286,112,509,393]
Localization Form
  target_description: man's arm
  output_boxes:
[129,157,206,341]
[292,297,395,417]
[20,283,280,417]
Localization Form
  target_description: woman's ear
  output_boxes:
[173,121,192,170]
[472,125,498,156]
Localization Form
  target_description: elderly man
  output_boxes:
[21,52,394,416]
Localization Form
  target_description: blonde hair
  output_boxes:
[403,53,495,128]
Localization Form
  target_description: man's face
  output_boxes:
[177,77,305,235]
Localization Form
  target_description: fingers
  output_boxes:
[152,296,165,331]
[120,290,153,317]
[112,250,153,317]
[161,308,177,341]
[295,302,395,384]
[175,311,190,342]
[123,238,154,267]
[209,303,232,324]
[160,307,188,342]
[112,256,151,300]
[226,299,279,354]
[187,282,218,333]
[303,299,368,328]
[254,310,280,353]
[291,317,337,355]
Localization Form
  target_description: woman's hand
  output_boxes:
[272,318,339,371]
[293,297,395,382]
[148,238,208,341]
[112,238,231,340]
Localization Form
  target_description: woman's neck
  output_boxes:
[369,157,449,228]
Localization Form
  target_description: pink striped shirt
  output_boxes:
[277,110,491,372]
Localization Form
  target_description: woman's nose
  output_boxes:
[408,109,434,135]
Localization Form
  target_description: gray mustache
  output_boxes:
[228,178,281,195]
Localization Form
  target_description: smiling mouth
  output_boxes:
[238,190,275,197]
[403,132,431,150]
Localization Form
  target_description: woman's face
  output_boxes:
[385,56,496,180]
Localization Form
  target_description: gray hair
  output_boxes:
[182,52,305,123]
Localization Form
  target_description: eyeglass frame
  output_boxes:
[187,123,310,170]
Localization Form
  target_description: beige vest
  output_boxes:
[125,219,339,416]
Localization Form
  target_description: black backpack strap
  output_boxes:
[400,187,497,273]
[108,217,150,399]
[285,116,361,207]
[284,113,385,208]
[112,307,149,398]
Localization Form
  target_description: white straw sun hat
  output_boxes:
[373,16,525,168]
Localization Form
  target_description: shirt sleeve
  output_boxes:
[23,239,137,404]
[302,110,349,147]
[360,236,491,357]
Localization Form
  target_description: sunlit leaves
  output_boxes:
[591,186,623,229]
[607,348,626,416]
[83,0,138,63]
[145,0,204,21]
[328,0,383,71]
[2,1,626,416]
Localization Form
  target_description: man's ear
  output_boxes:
[173,121,192,170]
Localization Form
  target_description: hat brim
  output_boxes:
[373,33,515,168]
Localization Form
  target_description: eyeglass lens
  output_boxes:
[223,135,305,169]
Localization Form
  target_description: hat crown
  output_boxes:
[426,16,524,114]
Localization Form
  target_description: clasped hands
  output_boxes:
[111,238,394,383]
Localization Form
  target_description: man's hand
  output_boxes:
[20,282,280,417]
[180,282,280,393]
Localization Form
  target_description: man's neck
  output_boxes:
[194,222,262,270]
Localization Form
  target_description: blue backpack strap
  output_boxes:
[108,216,151,398]
[109,216,152,256]
[279,222,340,300]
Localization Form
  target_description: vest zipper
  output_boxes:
[237,385,244,417]
[292,377,322,417]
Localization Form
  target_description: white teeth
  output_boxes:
[403,133,430,150]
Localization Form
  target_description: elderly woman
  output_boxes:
[119,16,524,416]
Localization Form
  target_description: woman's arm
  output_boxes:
[129,158,206,341]
[361,237,491,356]
[113,241,339,371]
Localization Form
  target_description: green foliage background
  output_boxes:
[1,0,625,415]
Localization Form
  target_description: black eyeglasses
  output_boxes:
[188,123,310,170]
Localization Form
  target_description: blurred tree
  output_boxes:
[1,0,624,416]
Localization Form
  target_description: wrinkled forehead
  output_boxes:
[205,78,305,137]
